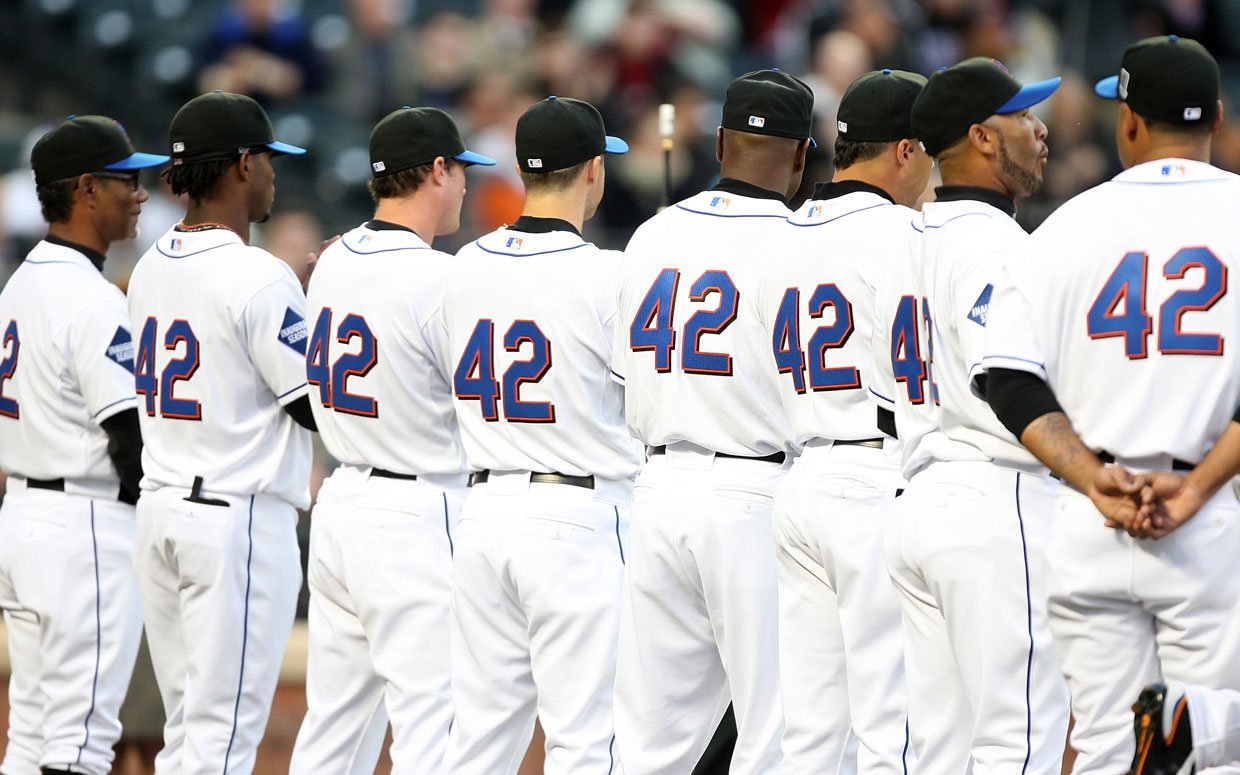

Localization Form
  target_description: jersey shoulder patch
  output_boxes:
[967,284,994,327]
[279,307,308,354]
[105,326,135,373]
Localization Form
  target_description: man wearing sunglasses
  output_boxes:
[0,114,167,775]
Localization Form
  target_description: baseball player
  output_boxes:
[757,69,930,774]
[288,106,496,774]
[440,96,640,775]
[0,116,166,775]
[612,69,814,774]
[975,36,1240,773]
[126,91,314,775]
[868,58,1071,773]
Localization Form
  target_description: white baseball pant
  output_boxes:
[614,443,786,775]
[885,460,1069,775]
[0,479,142,775]
[774,440,911,775]
[1049,482,1240,774]
[446,472,629,775]
[290,466,465,775]
[134,486,301,775]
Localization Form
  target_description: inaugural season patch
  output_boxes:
[967,284,993,327]
[279,307,308,355]
[105,326,135,373]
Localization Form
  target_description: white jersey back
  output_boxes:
[614,189,793,455]
[0,241,137,482]
[759,190,908,445]
[981,159,1240,464]
[874,199,1042,479]
[127,227,311,507]
[305,223,466,476]
[441,226,643,480]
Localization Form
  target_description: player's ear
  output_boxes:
[793,138,809,173]
[432,155,449,184]
[1212,100,1224,135]
[587,156,602,184]
[968,122,997,157]
[76,172,97,202]
[1118,102,1140,143]
[715,126,724,163]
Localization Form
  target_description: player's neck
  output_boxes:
[47,219,109,256]
[372,198,438,246]
[1129,141,1211,167]
[182,201,251,245]
[520,193,586,233]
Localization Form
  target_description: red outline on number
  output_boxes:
[807,283,860,391]
[0,320,19,419]
[631,268,680,373]
[160,318,202,421]
[683,270,737,376]
[502,319,556,423]
[1160,246,1226,355]
[456,319,501,422]
[1087,251,1151,360]
[892,295,926,405]
[306,306,333,408]
[332,313,379,418]
[773,287,806,394]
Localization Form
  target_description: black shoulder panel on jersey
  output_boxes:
[986,368,1063,441]
[100,408,143,505]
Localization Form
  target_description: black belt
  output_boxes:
[183,475,229,507]
[371,468,418,480]
[27,477,129,504]
[1097,450,1194,471]
[836,438,884,449]
[469,470,595,490]
[647,445,786,464]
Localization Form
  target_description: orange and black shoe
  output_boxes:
[1129,683,1195,775]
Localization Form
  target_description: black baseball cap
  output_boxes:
[836,69,927,142]
[168,91,306,166]
[370,106,496,177]
[722,69,817,146]
[912,57,1061,156]
[31,115,169,186]
[1095,35,1220,126]
[516,96,627,174]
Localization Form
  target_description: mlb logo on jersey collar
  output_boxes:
[170,238,182,251]
[709,196,732,209]
[807,205,823,219]
[506,236,523,249]
[1161,164,1187,177]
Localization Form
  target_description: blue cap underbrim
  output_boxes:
[104,151,171,171]
[809,136,818,149]
[996,76,1062,113]
[454,149,497,166]
[605,135,629,154]
[1094,75,1120,99]
[266,140,307,156]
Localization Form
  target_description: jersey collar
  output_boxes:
[42,234,106,272]
[1113,158,1232,184]
[507,215,582,238]
[342,222,432,254]
[712,177,788,203]
[933,185,1016,218]
[811,179,895,204]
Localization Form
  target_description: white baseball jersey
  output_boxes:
[441,224,643,480]
[981,159,1240,463]
[872,195,1043,479]
[759,187,909,444]
[127,226,312,507]
[305,222,467,476]
[614,187,793,454]
[0,239,137,482]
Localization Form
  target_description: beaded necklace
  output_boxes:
[174,220,246,244]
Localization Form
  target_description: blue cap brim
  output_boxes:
[996,76,1062,113]
[104,151,171,171]
[265,140,307,156]
[454,149,497,166]
[1094,75,1120,99]
[809,136,818,149]
[605,135,629,154]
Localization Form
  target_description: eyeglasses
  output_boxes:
[91,170,142,191]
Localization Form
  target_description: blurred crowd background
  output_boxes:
[3,0,1240,293]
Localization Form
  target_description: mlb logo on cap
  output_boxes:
[837,121,848,133]
[173,142,185,153]
[748,116,766,128]
[372,161,386,172]
[1118,68,1130,99]
[527,158,543,169]
[1184,106,1203,120]
[506,237,523,249]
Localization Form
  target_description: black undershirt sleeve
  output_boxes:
[100,408,143,505]
[877,407,898,439]
[985,368,1063,440]
[284,394,318,431]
